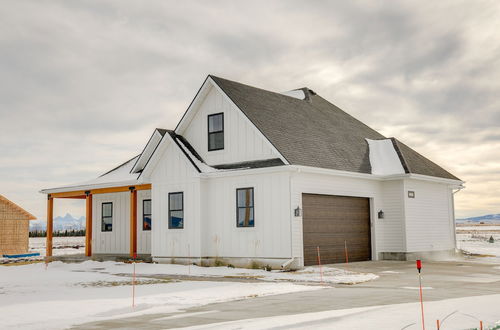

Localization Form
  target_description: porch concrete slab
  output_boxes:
[72,260,500,329]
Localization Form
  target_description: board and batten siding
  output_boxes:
[404,179,455,252]
[92,192,130,255]
[180,85,279,165]
[92,190,152,255]
[137,189,152,254]
[203,170,291,259]
[377,180,406,252]
[150,141,202,259]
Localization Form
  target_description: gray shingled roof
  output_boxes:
[210,75,460,181]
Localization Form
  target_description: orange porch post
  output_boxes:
[46,196,54,257]
[85,192,92,257]
[129,187,137,257]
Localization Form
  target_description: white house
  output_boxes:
[41,75,464,268]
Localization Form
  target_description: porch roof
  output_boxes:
[40,155,146,195]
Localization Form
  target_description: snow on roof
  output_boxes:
[41,156,141,194]
[366,139,405,176]
[281,89,306,100]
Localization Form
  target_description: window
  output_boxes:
[101,202,113,232]
[143,199,152,231]
[236,188,254,227]
[169,192,184,229]
[208,113,224,151]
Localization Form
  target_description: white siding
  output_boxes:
[203,171,291,259]
[404,179,455,252]
[150,141,202,258]
[378,180,406,252]
[137,189,152,254]
[92,192,130,255]
[180,85,279,165]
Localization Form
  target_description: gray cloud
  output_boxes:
[0,0,499,219]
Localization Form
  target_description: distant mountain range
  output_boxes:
[30,213,86,232]
[457,214,500,223]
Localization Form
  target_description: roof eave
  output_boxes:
[40,179,146,195]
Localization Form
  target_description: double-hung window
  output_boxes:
[236,188,254,227]
[208,113,224,151]
[169,192,184,229]
[143,199,152,231]
[101,202,113,232]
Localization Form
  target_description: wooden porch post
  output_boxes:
[129,187,137,257]
[46,196,54,257]
[85,192,92,257]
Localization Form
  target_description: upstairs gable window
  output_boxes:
[208,113,224,151]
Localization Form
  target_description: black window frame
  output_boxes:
[142,199,152,231]
[236,187,255,228]
[168,192,184,229]
[207,112,224,151]
[101,202,113,232]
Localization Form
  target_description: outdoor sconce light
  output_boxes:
[294,206,301,217]
[378,210,384,219]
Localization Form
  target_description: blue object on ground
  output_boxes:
[2,252,40,258]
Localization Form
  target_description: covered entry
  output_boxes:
[302,194,371,265]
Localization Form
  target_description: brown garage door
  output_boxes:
[302,194,371,266]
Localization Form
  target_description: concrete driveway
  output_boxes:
[73,260,500,329]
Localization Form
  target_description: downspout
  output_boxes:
[452,186,464,251]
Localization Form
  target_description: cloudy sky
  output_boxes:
[1,1,499,220]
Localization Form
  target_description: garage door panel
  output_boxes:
[302,194,371,265]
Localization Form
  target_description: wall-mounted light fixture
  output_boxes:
[408,191,415,198]
[294,206,301,217]
[378,210,385,219]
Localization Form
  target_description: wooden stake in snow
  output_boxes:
[188,244,191,275]
[480,320,483,330]
[416,259,425,330]
[132,253,137,308]
[436,319,440,330]
[316,246,323,284]
[344,240,349,264]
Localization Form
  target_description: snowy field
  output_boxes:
[456,224,500,262]
[29,236,85,257]
[0,261,326,329]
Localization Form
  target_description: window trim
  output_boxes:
[101,202,113,232]
[207,112,224,151]
[168,192,184,229]
[236,187,255,228]
[142,199,152,231]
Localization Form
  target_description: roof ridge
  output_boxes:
[209,75,311,102]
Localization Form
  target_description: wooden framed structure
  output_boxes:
[45,184,151,257]
[0,195,37,255]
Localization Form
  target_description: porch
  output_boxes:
[45,184,151,258]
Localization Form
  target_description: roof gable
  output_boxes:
[0,195,36,220]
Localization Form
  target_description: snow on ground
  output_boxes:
[93,261,377,285]
[0,261,323,330]
[183,294,500,330]
[29,236,85,257]
[456,225,500,263]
